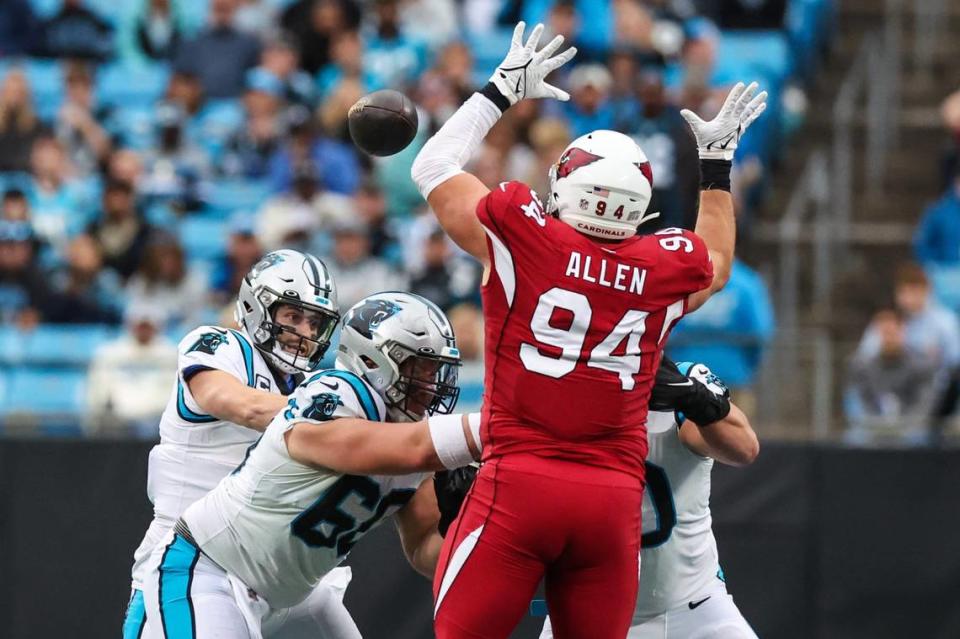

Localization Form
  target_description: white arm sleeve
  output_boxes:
[410,93,503,200]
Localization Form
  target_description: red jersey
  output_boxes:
[476,181,713,480]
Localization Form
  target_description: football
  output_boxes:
[347,90,419,157]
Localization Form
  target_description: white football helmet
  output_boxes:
[547,130,658,240]
[337,292,460,422]
[236,249,340,374]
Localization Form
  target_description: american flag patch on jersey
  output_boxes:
[592,186,610,197]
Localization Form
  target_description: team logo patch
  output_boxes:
[346,299,403,339]
[188,331,228,355]
[250,252,285,278]
[302,392,344,421]
[556,148,603,179]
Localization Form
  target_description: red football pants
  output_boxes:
[433,456,642,639]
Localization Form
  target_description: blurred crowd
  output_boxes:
[0,0,799,433]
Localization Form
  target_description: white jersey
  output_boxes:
[635,410,720,623]
[183,368,429,609]
[130,325,297,589]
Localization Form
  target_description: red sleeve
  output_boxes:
[652,228,714,300]
[475,180,549,248]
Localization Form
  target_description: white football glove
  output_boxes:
[489,21,577,106]
[681,81,768,160]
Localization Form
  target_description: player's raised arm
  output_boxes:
[285,412,481,476]
[682,82,767,312]
[410,22,576,263]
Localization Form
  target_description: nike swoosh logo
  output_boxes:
[689,596,711,610]
[515,73,522,93]
[316,379,339,390]
[666,380,694,387]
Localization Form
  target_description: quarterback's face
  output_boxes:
[273,303,325,357]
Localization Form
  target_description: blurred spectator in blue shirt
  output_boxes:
[267,106,360,195]
[125,234,208,331]
[173,0,261,99]
[325,217,407,311]
[0,221,53,326]
[141,103,210,209]
[856,263,960,374]
[253,36,316,108]
[129,0,183,62]
[354,180,401,264]
[518,0,611,60]
[563,64,615,137]
[54,62,114,178]
[46,233,124,324]
[0,69,48,173]
[608,49,641,130]
[363,0,428,91]
[281,0,362,75]
[914,176,960,266]
[27,136,93,257]
[210,215,263,307]
[36,0,114,61]
[316,30,385,100]
[220,77,284,179]
[2,189,30,223]
[410,228,481,312]
[0,0,40,56]
[87,180,155,280]
[668,258,774,389]
[628,68,700,229]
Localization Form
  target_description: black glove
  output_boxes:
[649,357,731,426]
[433,464,479,538]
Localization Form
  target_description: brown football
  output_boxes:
[347,90,419,157]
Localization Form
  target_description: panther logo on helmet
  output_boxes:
[250,253,285,279]
[346,299,403,339]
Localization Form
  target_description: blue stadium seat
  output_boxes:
[202,179,271,216]
[714,31,792,88]
[4,367,87,415]
[108,105,157,150]
[466,28,516,79]
[180,217,228,260]
[98,63,170,109]
[16,325,119,367]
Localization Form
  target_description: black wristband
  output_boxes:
[677,382,731,426]
[700,159,732,192]
[479,82,511,113]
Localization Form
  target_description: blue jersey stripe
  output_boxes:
[176,381,216,424]
[229,330,256,387]
[158,534,200,639]
[305,370,380,421]
[122,589,146,639]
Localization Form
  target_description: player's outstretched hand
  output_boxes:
[681,81,768,160]
[489,21,577,106]
[434,464,479,537]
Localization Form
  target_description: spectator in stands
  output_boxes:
[914,175,960,265]
[608,48,641,130]
[173,0,261,99]
[856,263,960,376]
[325,217,406,310]
[363,0,428,90]
[517,118,570,197]
[125,234,207,330]
[54,62,113,177]
[27,136,91,256]
[221,75,284,179]
[252,35,316,108]
[162,71,205,127]
[627,68,700,229]
[699,0,787,30]
[940,87,960,189]
[255,161,352,250]
[845,309,939,445]
[434,41,476,102]
[140,103,210,208]
[355,179,400,262]
[410,228,480,311]
[563,64,615,137]
[0,69,47,173]
[0,0,40,57]
[130,0,183,61]
[0,220,52,326]
[536,0,606,62]
[46,233,124,324]
[267,106,360,195]
[36,0,114,61]
[105,148,145,194]
[668,258,774,404]
[87,180,154,280]
[86,300,178,437]
[399,0,458,50]
[210,214,262,307]
[234,0,278,38]
[281,0,362,75]
[2,188,31,222]
[316,30,383,100]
